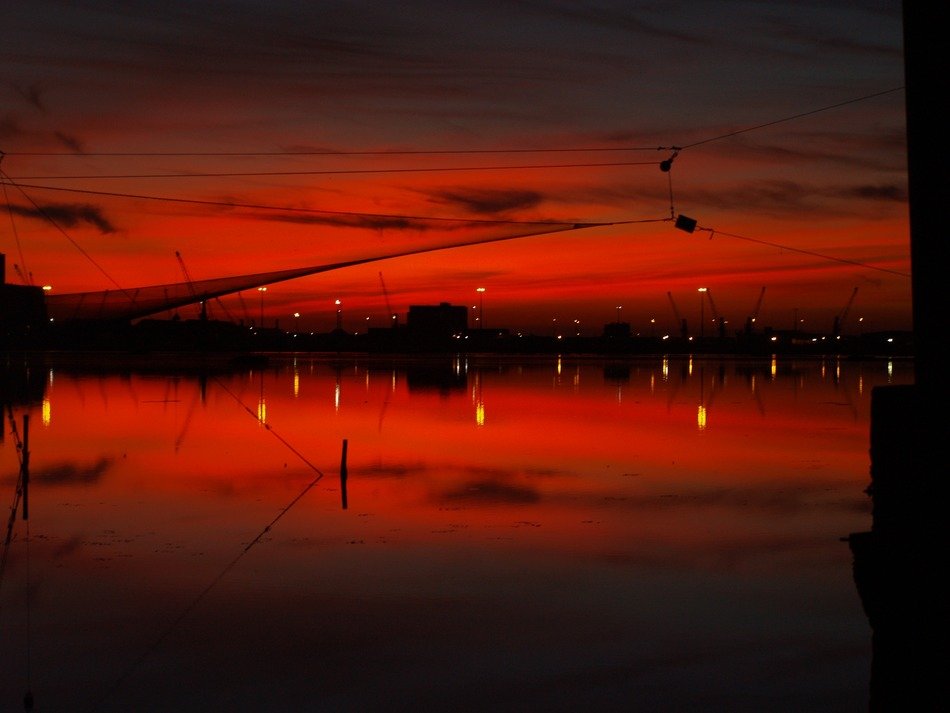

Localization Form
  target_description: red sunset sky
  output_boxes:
[1,2,909,336]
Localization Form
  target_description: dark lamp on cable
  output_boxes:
[675,214,697,233]
[659,150,679,172]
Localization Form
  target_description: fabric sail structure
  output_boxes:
[44,220,608,322]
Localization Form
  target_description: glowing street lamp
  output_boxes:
[335,299,342,331]
[258,287,267,327]
[476,287,486,330]
[293,312,300,334]
[697,287,707,338]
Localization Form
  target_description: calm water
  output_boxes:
[1,353,914,712]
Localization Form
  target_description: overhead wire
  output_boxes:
[8,159,657,181]
[678,87,903,150]
[689,225,909,278]
[1,176,33,286]
[0,168,129,296]
[0,86,908,287]
[5,173,903,282]
[0,179,660,227]
[2,146,674,158]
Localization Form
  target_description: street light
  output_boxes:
[335,299,342,331]
[697,287,707,338]
[476,287,486,330]
[258,287,267,327]
[293,312,300,334]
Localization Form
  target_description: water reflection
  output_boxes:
[0,354,915,711]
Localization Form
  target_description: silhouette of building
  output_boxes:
[0,254,47,346]
[407,302,468,338]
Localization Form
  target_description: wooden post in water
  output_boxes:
[340,439,348,510]
[21,414,29,521]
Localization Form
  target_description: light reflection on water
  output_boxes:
[1,354,914,711]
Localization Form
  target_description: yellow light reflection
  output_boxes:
[662,358,669,381]
[42,398,51,426]
[472,371,485,426]
[257,398,266,425]
[293,371,300,398]
[770,357,777,378]
[697,404,707,430]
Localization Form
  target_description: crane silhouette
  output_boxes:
[832,287,858,337]
[667,292,688,339]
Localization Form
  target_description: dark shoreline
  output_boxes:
[4,314,915,361]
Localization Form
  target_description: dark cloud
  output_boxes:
[356,462,419,478]
[680,179,906,218]
[440,479,541,504]
[838,183,907,202]
[572,482,868,519]
[13,83,46,111]
[649,487,867,516]
[513,0,715,47]
[6,4,542,104]
[9,202,116,233]
[718,135,907,174]
[246,210,432,231]
[0,114,24,139]
[51,536,84,559]
[706,180,814,212]
[426,188,544,216]
[278,143,344,154]
[768,8,904,60]
[33,456,113,484]
[53,131,84,153]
